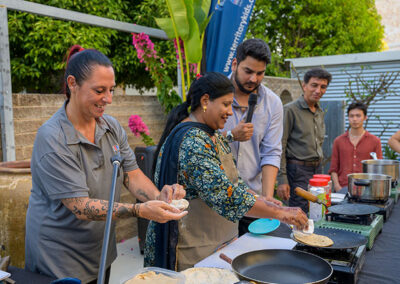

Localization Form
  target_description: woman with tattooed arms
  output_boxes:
[25,45,187,283]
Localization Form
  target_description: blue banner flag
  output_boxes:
[205,0,256,75]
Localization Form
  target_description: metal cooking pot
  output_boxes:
[362,159,400,185]
[348,173,391,201]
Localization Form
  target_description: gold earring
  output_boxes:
[203,106,207,112]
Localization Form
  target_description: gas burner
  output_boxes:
[325,212,374,226]
[294,244,367,284]
[346,198,394,222]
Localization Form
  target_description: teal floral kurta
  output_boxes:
[144,127,256,267]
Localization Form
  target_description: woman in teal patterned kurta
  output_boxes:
[144,72,308,270]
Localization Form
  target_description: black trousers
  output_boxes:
[287,163,322,213]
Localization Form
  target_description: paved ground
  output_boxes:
[109,237,144,284]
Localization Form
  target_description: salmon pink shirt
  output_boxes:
[329,131,383,187]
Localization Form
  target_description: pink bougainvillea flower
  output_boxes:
[128,115,150,136]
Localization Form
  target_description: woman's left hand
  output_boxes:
[158,184,186,203]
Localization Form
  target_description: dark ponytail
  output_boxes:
[64,45,113,101]
[152,72,234,176]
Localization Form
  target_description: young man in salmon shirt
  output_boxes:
[329,102,383,193]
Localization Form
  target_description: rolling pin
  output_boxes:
[294,187,329,208]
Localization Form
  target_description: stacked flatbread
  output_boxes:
[182,267,239,284]
[293,232,334,247]
[124,271,180,284]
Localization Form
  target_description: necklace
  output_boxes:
[349,129,365,138]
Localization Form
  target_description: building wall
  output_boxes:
[376,0,400,50]
[263,76,303,104]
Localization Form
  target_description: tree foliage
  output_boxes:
[8,0,385,92]
[8,0,177,93]
[248,0,385,76]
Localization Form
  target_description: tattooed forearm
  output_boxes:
[115,206,133,219]
[83,199,107,220]
[62,197,135,221]
[136,189,151,201]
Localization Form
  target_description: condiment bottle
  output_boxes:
[308,178,329,221]
[313,174,332,208]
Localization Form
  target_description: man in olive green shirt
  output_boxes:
[277,68,332,213]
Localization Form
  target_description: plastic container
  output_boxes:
[120,267,185,284]
[308,178,329,221]
[313,174,332,207]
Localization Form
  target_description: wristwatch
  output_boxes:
[226,130,235,142]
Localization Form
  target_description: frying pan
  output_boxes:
[220,249,332,284]
[290,227,367,249]
[328,204,379,216]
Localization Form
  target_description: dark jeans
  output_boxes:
[287,163,322,213]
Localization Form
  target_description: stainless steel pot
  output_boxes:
[362,159,400,184]
[348,173,392,201]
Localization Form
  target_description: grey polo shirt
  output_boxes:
[25,102,138,283]
[277,95,325,185]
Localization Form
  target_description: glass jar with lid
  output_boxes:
[308,178,329,221]
[313,174,332,207]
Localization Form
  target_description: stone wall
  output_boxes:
[263,76,303,105]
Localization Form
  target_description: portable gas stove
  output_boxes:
[294,244,367,284]
[391,183,400,203]
[347,197,395,222]
[316,212,383,250]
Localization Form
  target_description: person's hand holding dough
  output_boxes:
[170,199,189,211]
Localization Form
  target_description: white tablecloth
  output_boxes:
[194,233,296,270]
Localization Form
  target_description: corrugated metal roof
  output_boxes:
[285,50,400,67]
[285,56,400,147]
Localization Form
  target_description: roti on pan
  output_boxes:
[170,199,189,210]
[294,232,334,247]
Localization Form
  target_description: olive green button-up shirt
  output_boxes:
[277,95,325,185]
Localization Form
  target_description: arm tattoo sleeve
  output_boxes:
[62,197,134,221]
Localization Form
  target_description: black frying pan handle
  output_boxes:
[219,253,233,265]
[354,180,371,186]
